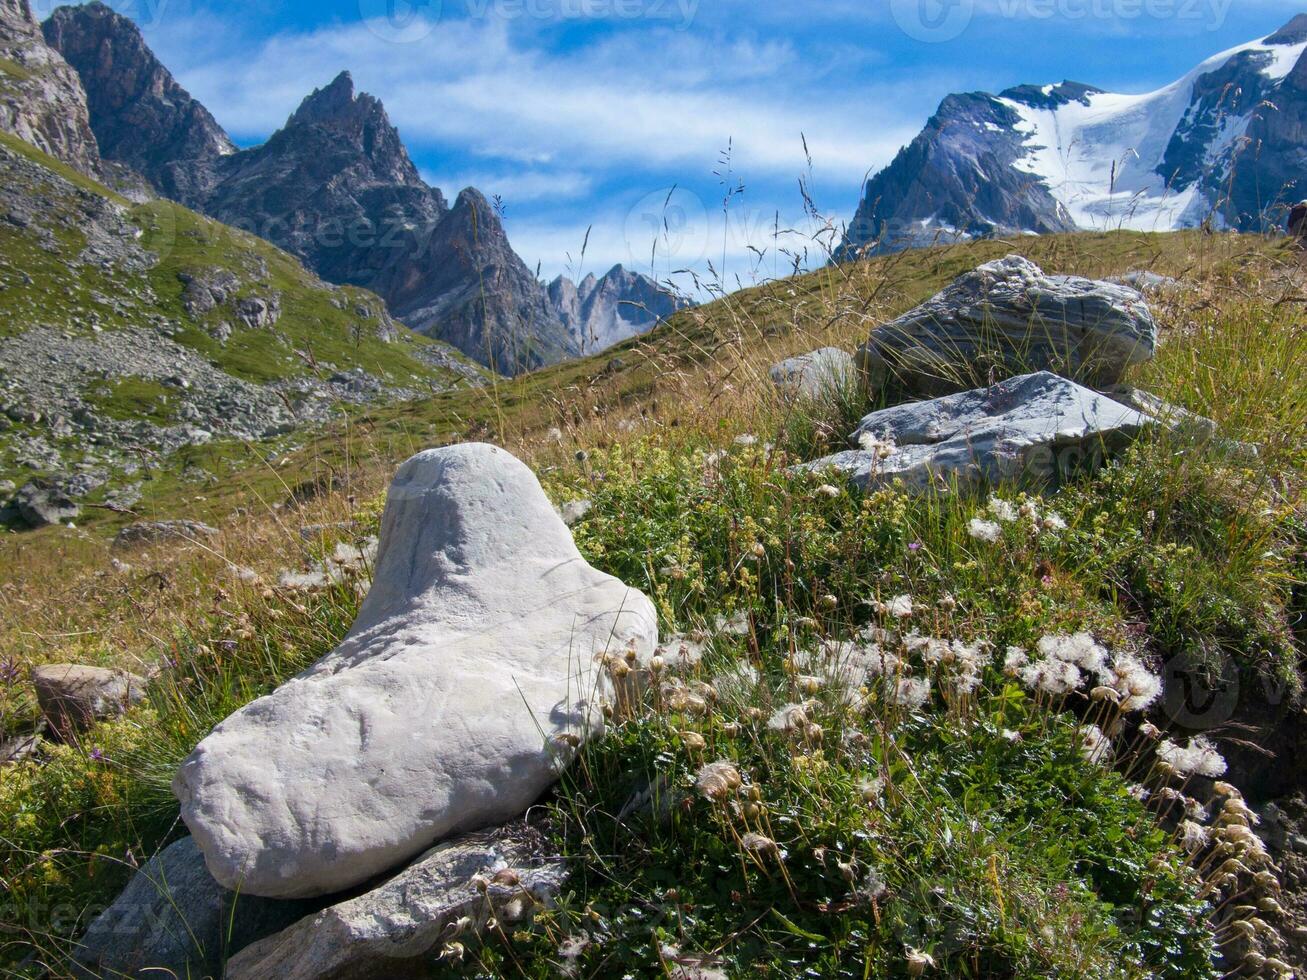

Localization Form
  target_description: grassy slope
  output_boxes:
[0,229,1303,977]
[0,132,485,491]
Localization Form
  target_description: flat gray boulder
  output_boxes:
[72,837,317,980]
[799,372,1151,492]
[33,664,148,738]
[770,347,855,399]
[174,444,657,899]
[14,479,79,528]
[226,824,563,980]
[113,520,219,549]
[858,256,1157,396]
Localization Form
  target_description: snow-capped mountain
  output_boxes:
[548,265,691,354]
[840,14,1307,256]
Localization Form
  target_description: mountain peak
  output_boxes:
[1267,13,1307,45]
[43,1,234,200]
[287,71,371,129]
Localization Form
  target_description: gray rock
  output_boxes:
[72,837,318,980]
[1,732,41,765]
[113,520,219,550]
[173,444,658,898]
[858,256,1157,396]
[769,347,855,400]
[33,664,148,738]
[1107,270,1182,294]
[226,824,564,980]
[1105,386,1260,461]
[799,371,1151,492]
[236,294,281,330]
[14,479,79,527]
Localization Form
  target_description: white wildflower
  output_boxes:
[815,484,842,499]
[1002,647,1029,676]
[893,676,932,710]
[1109,653,1162,713]
[988,497,1019,523]
[1042,512,1067,532]
[857,430,897,458]
[768,703,809,734]
[1178,820,1210,855]
[906,948,936,976]
[1157,736,1227,778]
[1080,724,1113,764]
[886,595,914,618]
[967,518,1003,543]
[858,777,885,804]
[712,662,759,700]
[1037,633,1109,679]
[1019,658,1082,696]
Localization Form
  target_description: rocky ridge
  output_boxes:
[0,0,99,175]
[44,6,579,374]
[548,264,691,353]
[840,15,1307,255]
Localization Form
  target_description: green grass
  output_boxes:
[0,225,1302,976]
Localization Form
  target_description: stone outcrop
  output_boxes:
[113,520,219,549]
[173,444,657,898]
[226,824,564,980]
[13,478,79,527]
[33,663,148,738]
[858,256,1156,396]
[42,2,234,202]
[799,372,1152,492]
[0,0,101,175]
[72,836,319,980]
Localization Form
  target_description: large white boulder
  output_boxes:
[173,444,657,899]
[858,256,1157,396]
[798,372,1152,492]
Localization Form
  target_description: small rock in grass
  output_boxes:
[33,664,148,739]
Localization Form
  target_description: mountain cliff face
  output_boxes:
[46,7,573,375]
[841,17,1307,256]
[0,0,99,175]
[548,265,690,353]
[42,2,233,203]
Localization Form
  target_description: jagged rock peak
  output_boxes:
[1267,13,1307,45]
[42,2,234,200]
[288,71,381,131]
[0,0,101,174]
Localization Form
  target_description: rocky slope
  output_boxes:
[41,2,234,204]
[44,7,577,375]
[548,264,690,354]
[840,15,1307,256]
[0,130,483,527]
[0,0,99,176]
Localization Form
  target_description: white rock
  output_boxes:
[173,444,657,898]
[798,372,1151,492]
[769,347,855,399]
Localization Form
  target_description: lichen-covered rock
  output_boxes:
[225,824,563,980]
[799,372,1151,492]
[13,478,79,527]
[858,256,1157,396]
[173,444,657,898]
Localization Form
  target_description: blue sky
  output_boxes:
[36,0,1307,293]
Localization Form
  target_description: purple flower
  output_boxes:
[908,541,923,552]
[89,748,105,763]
